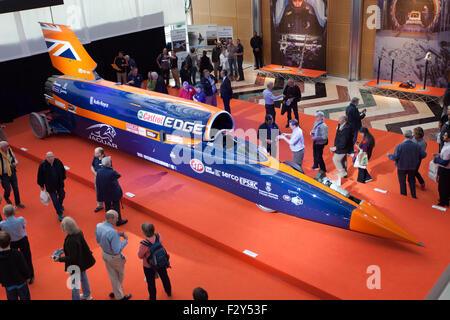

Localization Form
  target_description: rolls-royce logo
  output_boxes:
[86,124,118,149]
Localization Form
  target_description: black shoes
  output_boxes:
[116,219,128,226]
[29,276,34,285]
[94,206,104,213]
[109,292,132,300]
[16,203,25,209]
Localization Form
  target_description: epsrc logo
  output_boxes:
[190,159,205,174]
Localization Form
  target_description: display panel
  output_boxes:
[270,0,328,70]
[373,0,449,88]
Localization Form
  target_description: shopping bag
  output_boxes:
[358,152,369,166]
[40,190,50,206]
[428,160,438,182]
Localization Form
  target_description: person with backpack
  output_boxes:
[138,222,171,300]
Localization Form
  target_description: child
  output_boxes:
[0,231,31,300]
[193,84,206,103]
[179,81,195,100]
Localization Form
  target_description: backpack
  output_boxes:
[142,234,170,269]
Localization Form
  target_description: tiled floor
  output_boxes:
[229,64,443,142]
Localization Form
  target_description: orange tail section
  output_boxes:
[39,22,97,80]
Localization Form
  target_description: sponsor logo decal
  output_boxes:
[291,196,304,206]
[239,177,258,190]
[138,110,165,125]
[259,189,279,200]
[283,195,291,201]
[146,130,158,139]
[86,124,118,149]
[265,182,272,192]
[78,68,91,74]
[190,159,205,173]
[54,100,66,109]
[67,105,77,113]
[125,123,139,134]
[137,110,205,135]
[90,97,109,108]
[53,85,60,93]
[138,127,146,136]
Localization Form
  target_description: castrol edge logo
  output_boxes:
[190,159,205,173]
[137,110,205,135]
[138,110,165,125]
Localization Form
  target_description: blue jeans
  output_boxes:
[5,282,30,300]
[71,270,91,300]
[49,187,65,216]
[228,58,237,77]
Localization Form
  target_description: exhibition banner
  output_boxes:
[270,0,328,70]
[217,26,234,45]
[187,24,217,49]
[373,0,449,88]
[171,28,187,53]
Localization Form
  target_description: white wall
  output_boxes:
[0,0,186,62]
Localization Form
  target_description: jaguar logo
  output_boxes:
[86,124,118,148]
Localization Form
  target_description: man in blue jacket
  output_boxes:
[388,130,427,199]
[95,157,128,226]
[220,70,233,113]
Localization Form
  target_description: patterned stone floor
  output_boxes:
[232,65,443,142]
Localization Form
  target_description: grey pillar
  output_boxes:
[252,0,261,35]
[348,0,363,81]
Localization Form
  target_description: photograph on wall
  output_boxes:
[374,0,449,88]
[217,26,234,46]
[187,24,217,49]
[171,28,187,53]
[270,0,328,70]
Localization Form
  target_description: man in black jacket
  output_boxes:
[345,97,366,145]
[331,115,353,178]
[250,31,263,69]
[95,157,128,226]
[201,70,218,107]
[37,152,66,221]
[220,70,233,113]
[258,114,279,155]
[282,79,302,128]
[0,141,25,209]
[212,41,222,79]
[0,231,31,300]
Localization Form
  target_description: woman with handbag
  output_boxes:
[354,127,375,183]
[53,217,95,300]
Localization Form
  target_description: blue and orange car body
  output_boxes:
[38,22,422,246]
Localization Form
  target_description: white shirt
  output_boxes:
[220,53,228,69]
[286,127,304,152]
[439,141,450,169]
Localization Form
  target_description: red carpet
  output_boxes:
[2,91,449,300]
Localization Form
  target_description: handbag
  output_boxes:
[428,160,438,182]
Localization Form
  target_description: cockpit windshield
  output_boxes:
[218,134,267,162]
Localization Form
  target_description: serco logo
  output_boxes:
[190,159,205,174]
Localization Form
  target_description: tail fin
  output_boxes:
[39,22,97,80]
